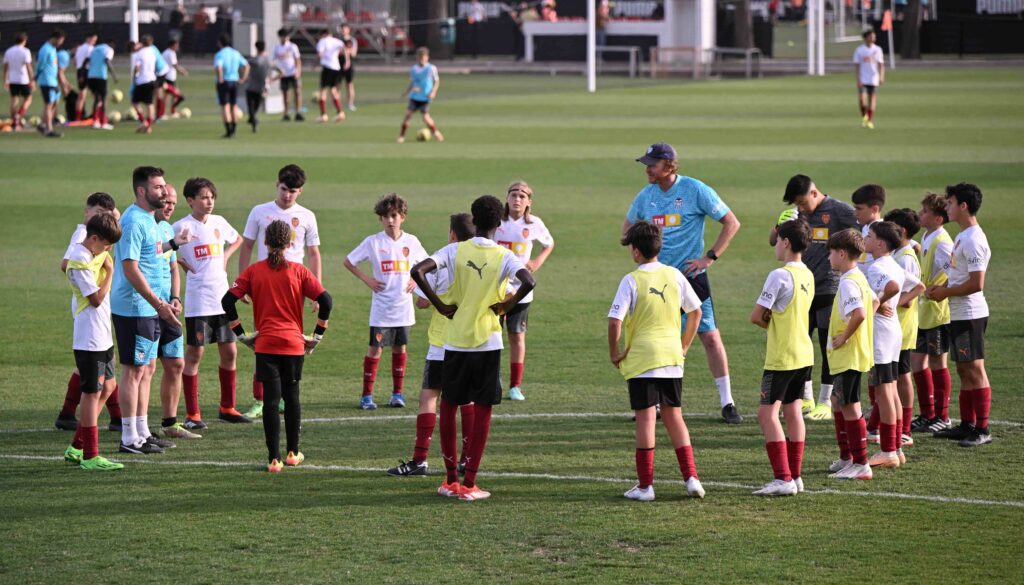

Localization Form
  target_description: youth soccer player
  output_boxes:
[72,32,95,122]
[315,28,345,123]
[412,195,535,501]
[145,36,172,120]
[272,28,303,121]
[174,177,245,430]
[864,221,924,468]
[4,32,35,131]
[387,213,476,476]
[344,193,428,410]
[340,23,357,111]
[927,183,993,447]
[884,208,923,445]
[854,29,884,129]
[130,37,157,133]
[85,35,116,130]
[609,221,705,501]
[223,220,333,472]
[213,34,249,138]
[750,219,814,496]
[825,229,877,480]
[62,213,124,471]
[851,183,885,438]
[397,47,444,143]
[161,39,187,118]
[494,181,555,401]
[238,164,321,418]
[244,41,273,132]
[911,193,954,433]
[35,29,67,138]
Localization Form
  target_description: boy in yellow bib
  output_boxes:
[750,220,814,496]
[412,196,535,501]
[608,221,705,501]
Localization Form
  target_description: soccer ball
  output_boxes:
[233,105,244,120]
[111,89,124,104]
[56,114,67,125]
[416,128,432,142]
[180,107,192,119]
[126,108,139,121]
[28,115,41,127]
[109,111,122,124]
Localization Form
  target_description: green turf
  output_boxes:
[1,67,1023,584]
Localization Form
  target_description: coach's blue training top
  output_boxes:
[213,47,245,82]
[111,204,163,317]
[152,221,176,302]
[626,175,730,275]
[57,49,70,72]
[87,44,112,79]
[36,42,59,86]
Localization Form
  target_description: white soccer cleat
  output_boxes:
[752,479,798,496]
[794,477,805,493]
[686,477,705,499]
[901,434,914,447]
[897,449,907,465]
[831,462,873,480]
[624,483,655,501]
[867,451,900,468]
[828,458,853,473]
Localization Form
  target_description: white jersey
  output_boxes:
[64,224,88,314]
[948,225,991,320]
[162,48,178,82]
[853,43,884,86]
[316,36,344,70]
[836,268,874,322]
[857,220,879,273]
[414,262,452,361]
[867,255,919,363]
[608,262,701,378]
[273,41,301,77]
[173,214,239,318]
[495,214,553,304]
[67,245,113,351]
[131,48,157,84]
[756,262,804,313]
[894,243,921,291]
[347,231,429,328]
[4,45,32,85]
[242,201,320,264]
[74,43,93,69]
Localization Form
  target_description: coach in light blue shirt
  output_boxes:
[622,142,745,424]
[213,33,250,137]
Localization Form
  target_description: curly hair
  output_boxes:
[374,192,408,217]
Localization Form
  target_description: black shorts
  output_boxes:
[831,369,863,406]
[860,84,877,96]
[74,347,116,393]
[186,314,237,347]
[369,326,410,348]
[216,81,238,106]
[320,68,340,89]
[255,353,304,384]
[407,98,430,113]
[40,85,59,104]
[808,293,834,332]
[113,315,160,366]
[157,75,167,87]
[280,76,298,91]
[421,359,443,391]
[441,349,502,406]
[158,317,184,359]
[869,361,898,385]
[87,78,107,99]
[759,366,812,405]
[627,377,682,410]
[897,349,912,375]
[914,324,949,356]
[132,82,155,104]
[500,302,530,334]
[164,79,176,88]
[341,66,354,84]
[949,317,986,362]
[9,83,31,98]
[77,67,88,89]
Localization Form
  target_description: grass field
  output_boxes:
[1,67,1023,584]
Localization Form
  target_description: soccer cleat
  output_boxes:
[866,429,880,444]
[508,387,525,401]
[162,423,201,440]
[433,130,445,142]
[933,422,974,440]
[866,121,875,130]
[281,114,291,121]
[80,456,124,471]
[861,115,869,128]
[348,104,357,112]
[926,418,952,433]
[910,415,932,432]
[146,434,176,449]
[831,462,873,480]
[959,429,992,447]
[794,477,805,493]
[360,395,378,410]
[721,403,743,424]
[396,136,405,144]
[218,408,253,423]
[317,114,328,123]
[119,441,163,454]
[897,449,907,465]
[686,477,705,499]
[437,480,460,497]
[901,434,914,447]
[243,400,264,419]
[828,458,852,473]
[753,479,798,496]
[624,483,655,501]
[806,403,833,420]
[387,459,428,476]
[99,123,114,130]
[458,485,491,501]
[64,445,83,463]
[55,415,78,431]
[285,451,305,466]
[107,418,122,432]
[295,113,305,121]
[334,113,346,123]
[389,393,406,408]
[800,399,815,415]
[457,461,466,476]
[268,459,284,473]
[867,451,900,468]
[183,417,207,431]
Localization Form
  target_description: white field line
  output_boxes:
[2,411,1022,435]
[2,454,1022,509]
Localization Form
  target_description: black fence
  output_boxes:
[0,19,233,58]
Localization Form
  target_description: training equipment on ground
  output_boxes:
[180,107,192,119]
[28,116,41,127]
[233,105,244,120]
[111,89,124,103]
[126,109,139,121]
[416,128,432,142]
[109,111,122,123]
[56,114,66,125]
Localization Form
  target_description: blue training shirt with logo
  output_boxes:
[626,175,730,275]
[57,49,70,72]
[409,63,437,102]
[87,44,111,79]
[111,204,164,317]
[214,47,245,82]
[36,42,59,86]
[153,221,176,302]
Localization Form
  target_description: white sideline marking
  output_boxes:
[2,411,1021,434]
[3,454,1022,509]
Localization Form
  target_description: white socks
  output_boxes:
[121,415,139,446]
[818,384,834,405]
[136,415,151,440]
[715,376,734,407]
[802,380,814,401]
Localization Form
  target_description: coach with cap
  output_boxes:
[622,143,744,424]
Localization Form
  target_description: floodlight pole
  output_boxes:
[587,0,596,92]
[817,0,825,75]
[87,0,94,23]
[806,0,815,75]
[887,0,896,69]
[129,0,140,42]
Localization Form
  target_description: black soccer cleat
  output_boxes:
[909,415,932,432]
[387,460,429,476]
[107,417,122,432]
[119,441,164,454]
[722,403,744,424]
[933,422,974,440]
[218,409,253,424]
[958,429,992,447]
[146,434,176,449]
[55,415,79,431]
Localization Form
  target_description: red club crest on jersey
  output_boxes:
[291,217,300,228]
[522,228,530,239]
[402,247,410,257]
[821,213,830,224]
[214,228,221,240]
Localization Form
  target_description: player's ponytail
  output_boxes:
[265,220,290,270]
[504,180,534,224]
